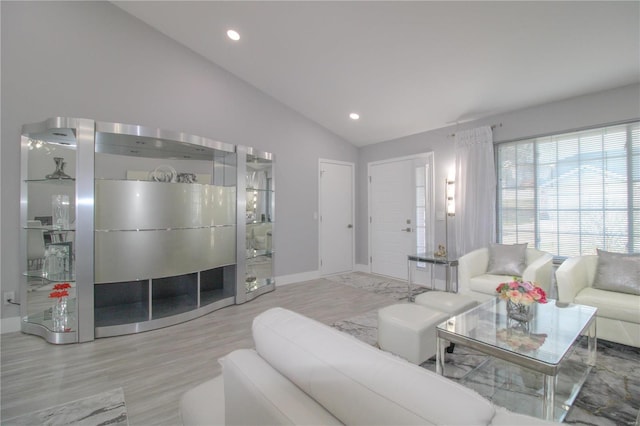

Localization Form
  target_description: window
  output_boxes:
[497,121,639,257]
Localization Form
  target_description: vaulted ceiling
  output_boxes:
[113,1,640,146]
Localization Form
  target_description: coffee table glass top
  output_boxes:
[437,297,597,371]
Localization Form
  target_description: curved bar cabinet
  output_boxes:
[20,117,275,343]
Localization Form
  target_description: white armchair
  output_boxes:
[458,246,554,302]
[556,254,640,348]
[247,222,272,251]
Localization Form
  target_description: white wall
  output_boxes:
[356,83,640,265]
[1,1,357,321]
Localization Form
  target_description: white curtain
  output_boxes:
[454,126,496,256]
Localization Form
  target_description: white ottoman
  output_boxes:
[377,304,449,364]
[413,291,478,316]
[414,291,478,353]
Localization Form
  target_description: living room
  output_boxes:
[1,1,639,425]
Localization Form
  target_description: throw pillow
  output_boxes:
[593,249,640,296]
[486,243,528,276]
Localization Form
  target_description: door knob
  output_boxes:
[401,227,411,232]
[347,224,353,228]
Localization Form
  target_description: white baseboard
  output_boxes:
[276,270,321,286]
[1,316,21,334]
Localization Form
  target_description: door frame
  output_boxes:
[367,153,435,276]
[318,158,355,276]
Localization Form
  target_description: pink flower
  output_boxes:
[520,292,535,305]
[520,281,534,291]
[507,289,522,303]
[532,286,548,303]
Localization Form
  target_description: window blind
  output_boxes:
[496,121,639,256]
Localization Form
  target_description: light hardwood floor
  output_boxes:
[1,276,395,425]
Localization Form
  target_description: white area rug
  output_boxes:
[4,388,127,426]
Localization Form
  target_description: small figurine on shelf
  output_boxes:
[434,244,447,257]
[46,157,72,180]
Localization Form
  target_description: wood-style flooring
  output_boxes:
[1,276,395,425]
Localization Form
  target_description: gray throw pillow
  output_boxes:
[486,243,528,276]
[593,249,640,296]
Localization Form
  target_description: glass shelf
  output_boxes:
[24,178,76,184]
[246,249,274,259]
[245,277,274,293]
[246,187,274,192]
[24,271,75,282]
[24,225,76,232]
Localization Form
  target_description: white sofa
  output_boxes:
[180,307,555,425]
[556,254,640,348]
[458,247,554,302]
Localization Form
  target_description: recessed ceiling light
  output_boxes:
[349,113,360,120]
[227,29,240,41]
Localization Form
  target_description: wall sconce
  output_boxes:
[442,172,456,257]
[446,174,455,216]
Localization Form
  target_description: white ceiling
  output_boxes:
[113,1,640,147]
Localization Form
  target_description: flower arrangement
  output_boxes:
[49,282,71,299]
[496,277,547,305]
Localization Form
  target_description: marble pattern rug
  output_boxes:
[324,271,429,301]
[330,272,640,426]
[4,387,128,426]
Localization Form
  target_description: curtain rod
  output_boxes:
[449,122,502,138]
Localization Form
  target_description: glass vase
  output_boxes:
[506,300,533,323]
[51,296,69,332]
[52,194,70,230]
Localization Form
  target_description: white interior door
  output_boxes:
[319,160,354,275]
[369,155,433,281]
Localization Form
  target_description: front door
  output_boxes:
[369,155,432,280]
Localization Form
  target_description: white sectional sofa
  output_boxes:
[180,307,555,425]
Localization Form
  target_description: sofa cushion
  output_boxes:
[252,307,497,426]
[593,249,640,296]
[469,274,511,297]
[487,243,528,276]
[222,348,342,425]
[574,287,640,324]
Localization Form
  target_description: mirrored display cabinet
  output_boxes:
[236,146,275,304]
[20,117,274,344]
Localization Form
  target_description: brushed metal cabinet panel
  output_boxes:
[95,227,236,283]
[95,180,236,230]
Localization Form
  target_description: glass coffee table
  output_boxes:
[435,297,597,422]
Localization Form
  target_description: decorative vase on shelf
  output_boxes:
[49,283,71,332]
[51,296,69,332]
[46,157,72,180]
[52,194,70,230]
[506,300,533,323]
